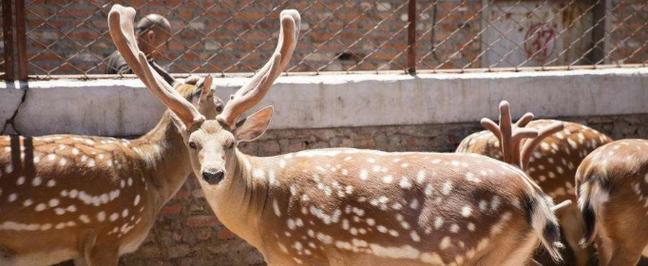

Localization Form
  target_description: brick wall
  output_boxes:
[117,113,648,265]
[17,0,646,76]
[608,0,648,64]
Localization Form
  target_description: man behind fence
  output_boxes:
[105,13,174,85]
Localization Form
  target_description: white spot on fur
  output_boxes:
[16,176,25,186]
[461,206,472,217]
[273,199,282,217]
[439,236,452,249]
[32,176,42,187]
[442,181,453,195]
[133,195,142,206]
[410,231,420,242]
[359,169,369,180]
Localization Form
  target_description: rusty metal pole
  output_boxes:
[15,0,27,80]
[590,0,607,65]
[407,0,416,74]
[2,0,15,81]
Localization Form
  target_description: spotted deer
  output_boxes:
[577,139,648,266]
[112,5,566,265]
[456,101,612,265]
[0,11,225,266]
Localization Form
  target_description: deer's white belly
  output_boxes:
[4,248,76,266]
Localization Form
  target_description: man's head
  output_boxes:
[136,14,171,59]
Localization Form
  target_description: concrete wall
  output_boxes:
[1,68,647,136]
[2,69,648,265]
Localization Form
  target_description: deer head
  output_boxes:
[109,5,299,186]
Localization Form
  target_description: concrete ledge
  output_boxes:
[1,68,647,136]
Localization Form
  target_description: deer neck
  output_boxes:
[203,150,272,248]
[131,111,192,205]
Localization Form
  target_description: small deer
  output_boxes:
[113,5,565,265]
[0,8,224,266]
[577,139,648,266]
[456,101,612,265]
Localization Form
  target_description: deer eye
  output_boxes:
[188,141,198,149]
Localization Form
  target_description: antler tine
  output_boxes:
[498,101,515,164]
[217,10,301,128]
[510,128,539,167]
[520,122,564,169]
[109,4,203,128]
[516,112,535,127]
[108,5,147,86]
[480,118,502,141]
[137,52,204,128]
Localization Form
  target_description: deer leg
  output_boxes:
[85,243,119,266]
[557,205,593,266]
[0,245,16,266]
[74,230,97,266]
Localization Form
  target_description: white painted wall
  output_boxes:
[1,68,647,136]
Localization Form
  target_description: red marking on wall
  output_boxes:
[524,23,556,63]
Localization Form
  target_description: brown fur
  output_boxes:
[457,119,611,265]
[193,144,561,265]
[576,139,648,266]
[0,85,211,265]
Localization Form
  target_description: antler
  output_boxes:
[216,10,301,128]
[516,112,535,127]
[481,101,565,170]
[520,121,564,169]
[109,4,204,128]
[481,101,538,166]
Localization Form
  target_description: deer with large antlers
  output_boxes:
[113,5,566,265]
[0,8,225,266]
[456,101,612,265]
[577,139,648,266]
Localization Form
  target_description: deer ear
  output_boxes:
[233,106,273,143]
[199,75,214,99]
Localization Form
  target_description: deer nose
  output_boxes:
[202,170,224,185]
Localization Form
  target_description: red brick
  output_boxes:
[161,203,182,215]
[216,227,237,240]
[185,215,219,228]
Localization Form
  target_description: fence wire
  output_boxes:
[4,0,647,78]
[1,2,5,77]
[414,0,647,70]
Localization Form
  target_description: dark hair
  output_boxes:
[135,14,171,35]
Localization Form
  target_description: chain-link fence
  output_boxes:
[1,0,647,80]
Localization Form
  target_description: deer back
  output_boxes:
[207,148,563,265]
[458,119,612,202]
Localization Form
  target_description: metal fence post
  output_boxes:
[15,0,27,81]
[2,0,15,81]
[407,0,417,74]
[590,0,607,65]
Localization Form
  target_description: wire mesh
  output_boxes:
[11,0,648,78]
[23,0,408,77]
[415,0,647,70]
